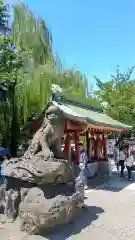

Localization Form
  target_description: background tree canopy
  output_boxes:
[94,65,135,131]
[0,1,135,155]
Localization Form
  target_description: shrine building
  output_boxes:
[23,92,131,177]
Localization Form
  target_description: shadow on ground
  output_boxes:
[41,205,104,240]
[88,171,135,193]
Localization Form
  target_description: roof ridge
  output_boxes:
[53,92,103,113]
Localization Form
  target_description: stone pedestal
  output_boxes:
[87,163,98,178]
[97,161,111,177]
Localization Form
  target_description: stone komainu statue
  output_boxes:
[24,105,65,160]
[0,104,84,235]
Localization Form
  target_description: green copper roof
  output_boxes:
[52,94,131,130]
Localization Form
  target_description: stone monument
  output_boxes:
[0,104,84,235]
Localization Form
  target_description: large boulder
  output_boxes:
[3,156,73,184]
[19,186,82,235]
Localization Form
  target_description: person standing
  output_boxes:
[119,146,125,177]
[1,155,8,185]
[113,142,120,171]
[0,148,10,186]
[78,142,88,190]
[125,145,134,181]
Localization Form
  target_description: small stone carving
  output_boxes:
[0,104,84,234]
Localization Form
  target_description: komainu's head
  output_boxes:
[42,105,64,126]
[45,105,64,124]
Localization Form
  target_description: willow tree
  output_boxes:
[10,3,53,124]
[16,64,55,123]
[54,55,88,100]
[12,3,53,66]
[0,2,96,155]
[12,3,89,124]
[62,69,88,100]
[16,65,89,123]
[11,2,95,148]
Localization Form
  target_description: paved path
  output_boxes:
[1,175,135,240]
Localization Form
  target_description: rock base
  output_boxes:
[97,161,111,177]
[0,177,83,235]
[19,188,82,235]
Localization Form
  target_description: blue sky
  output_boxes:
[11,0,135,87]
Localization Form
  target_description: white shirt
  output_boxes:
[119,151,125,161]
[114,147,119,162]
[125,155,134,167]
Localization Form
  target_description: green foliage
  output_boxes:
[0,0,9,33]
[0,2,93,151]
[0,35,24,148]
[94,66,135,132]
[0,36,23,80]
[3,1,134,155]
[12,3,53,66]
[0,2,24,150]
